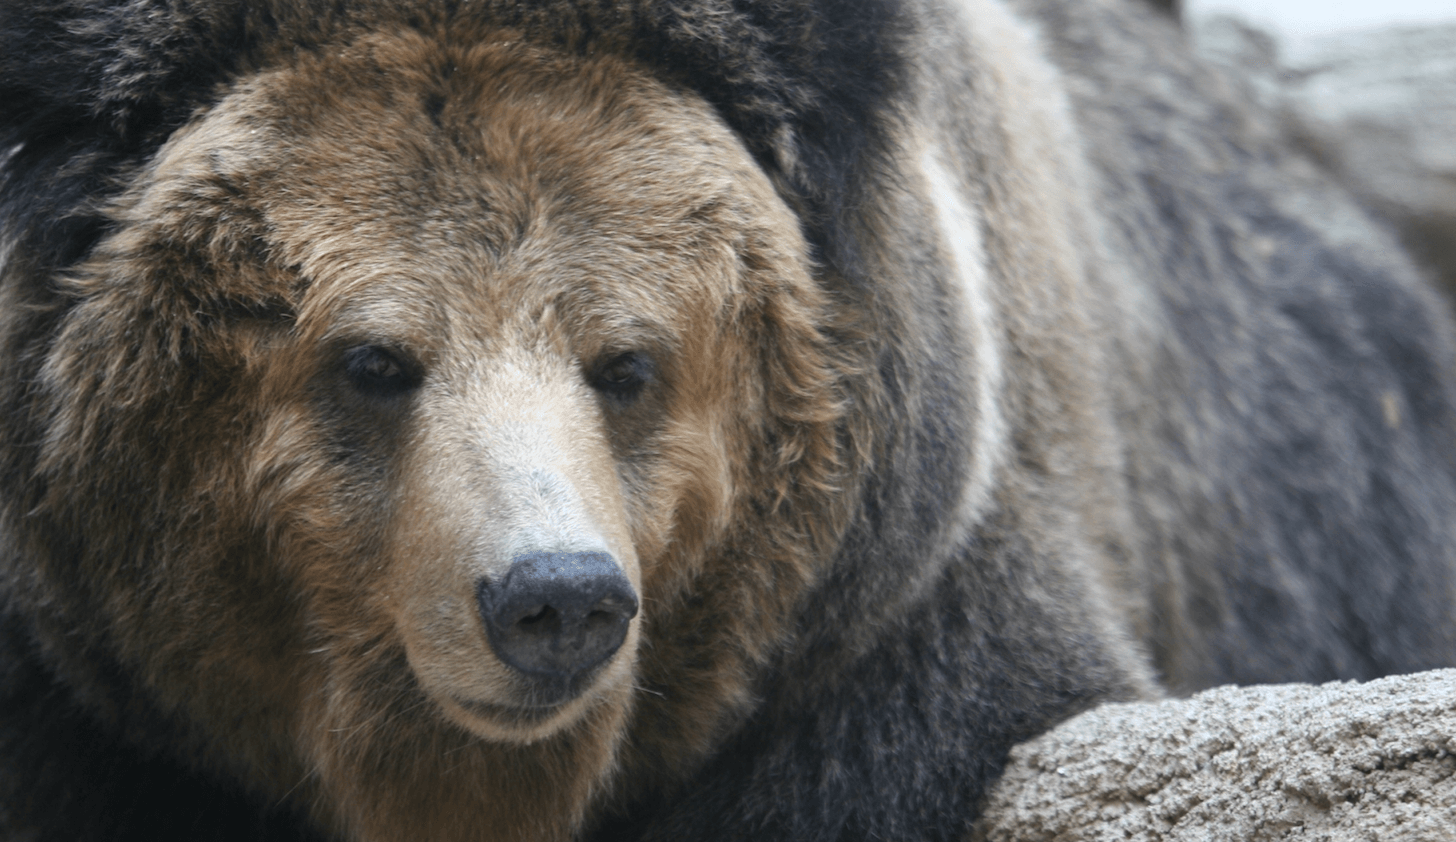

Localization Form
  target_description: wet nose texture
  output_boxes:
[477,552,639,690]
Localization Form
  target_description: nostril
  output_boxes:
[476,551,638,696]
[513,604,559,634]
[520,605,552,624]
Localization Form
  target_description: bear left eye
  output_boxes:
[343,345,420,397]
[590,352,653,402]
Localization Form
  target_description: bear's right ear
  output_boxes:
[0,0,256,147]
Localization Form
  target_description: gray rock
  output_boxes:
[973,670,1456,841]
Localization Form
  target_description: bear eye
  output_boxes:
[342,345,420,397]
[590,352,653,402]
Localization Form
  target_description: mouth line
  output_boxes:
[450,695,568,726]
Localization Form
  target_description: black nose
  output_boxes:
[476,552,638,694]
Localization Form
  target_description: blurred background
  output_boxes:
[1183,0,1456,295]
[1187,0,1454,45]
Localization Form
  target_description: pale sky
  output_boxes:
[1186,0,1456,40]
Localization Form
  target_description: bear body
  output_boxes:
[2,0,1454,840]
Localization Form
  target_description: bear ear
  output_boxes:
[0,0,253,146]
[627,0,914,271]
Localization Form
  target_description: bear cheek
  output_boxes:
[379,386,642,742]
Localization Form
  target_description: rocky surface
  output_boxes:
[973,670,1456,841]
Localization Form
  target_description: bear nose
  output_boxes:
[476,551,638,692]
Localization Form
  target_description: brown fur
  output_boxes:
[25,33,853,840]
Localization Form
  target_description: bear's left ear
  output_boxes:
[0,0,256,146]
[626,0,914,276]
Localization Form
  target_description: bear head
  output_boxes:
[3,21,870,840]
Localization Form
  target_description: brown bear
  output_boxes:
[1,0,1454,840]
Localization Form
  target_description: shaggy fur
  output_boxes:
[2,0,1455,841]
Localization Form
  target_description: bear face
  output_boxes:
[26,30,850,839]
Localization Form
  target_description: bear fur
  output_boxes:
[2,0,1455,840]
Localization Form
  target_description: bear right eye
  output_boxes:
[342,345,420,397]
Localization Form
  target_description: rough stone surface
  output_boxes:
[973,670,1456,841]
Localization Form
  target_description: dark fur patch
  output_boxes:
[0,613,324,842]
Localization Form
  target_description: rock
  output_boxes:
[973,669,1456,841]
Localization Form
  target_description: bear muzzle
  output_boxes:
[476,551,639,705]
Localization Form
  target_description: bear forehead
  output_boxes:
[121,29,809,341]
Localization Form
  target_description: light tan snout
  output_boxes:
[387,348,642,743]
